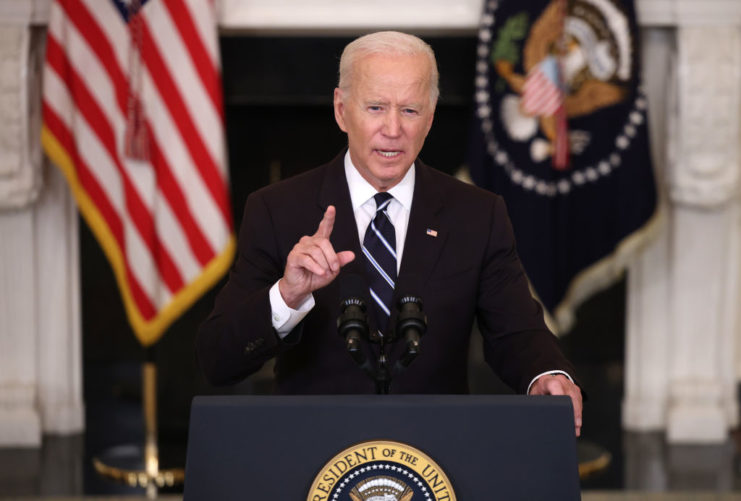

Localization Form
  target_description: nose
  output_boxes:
[382,111,401,137]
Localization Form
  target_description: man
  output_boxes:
[198,32,583,435]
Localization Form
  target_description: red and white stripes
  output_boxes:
[42,0,234,345]
[521,66,563,117]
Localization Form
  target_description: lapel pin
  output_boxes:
[426,228,438,237]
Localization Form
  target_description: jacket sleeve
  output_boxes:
[476,196,577,394]
[196,191,303,385]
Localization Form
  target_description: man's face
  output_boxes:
[334,52,436,192]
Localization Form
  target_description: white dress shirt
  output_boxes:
[267,151,571,392]
[269,152,413,335]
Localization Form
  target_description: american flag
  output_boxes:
[520,55,570,169]
[41,0,234,346]
[521,56,563,117]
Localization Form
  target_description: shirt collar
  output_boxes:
[343,150,415,211]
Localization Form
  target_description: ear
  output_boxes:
[333,88,348,133]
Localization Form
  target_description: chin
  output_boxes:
[370,167,404,183]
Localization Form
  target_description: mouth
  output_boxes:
[375,149,403,159]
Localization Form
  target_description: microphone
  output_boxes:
[396,296,426,367]
[337,274,370,366]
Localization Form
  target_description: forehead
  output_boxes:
[351,53,431,102]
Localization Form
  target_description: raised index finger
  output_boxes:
[314,205,336,239]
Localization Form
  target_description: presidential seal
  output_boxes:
[307,440,456,501]
[476,0,647,196]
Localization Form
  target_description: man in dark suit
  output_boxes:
[198,31,583,435]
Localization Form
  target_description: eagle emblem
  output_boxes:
[474,0,647,197]
[307,440,456,500]
[349,475,414,501]
[482,0,636,177]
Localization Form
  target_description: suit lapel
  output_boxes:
[387,162,447,361]
[396,161,447,301]
[317,155,448,337]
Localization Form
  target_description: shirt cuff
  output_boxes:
[269,280,314,338]
[526,370,574,395]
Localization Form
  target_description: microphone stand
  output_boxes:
[339,297,426,394]
[376,337,391,395]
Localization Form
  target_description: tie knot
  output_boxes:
[374,192,393,213]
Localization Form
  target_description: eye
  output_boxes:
[368,105,383,112]
[402,108,419,116]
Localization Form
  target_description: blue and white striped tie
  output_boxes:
[362,193,397,337]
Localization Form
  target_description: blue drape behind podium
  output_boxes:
[468,0,658,330]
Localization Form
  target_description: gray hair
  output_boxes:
[338,31,440,105]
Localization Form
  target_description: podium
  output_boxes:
[183,394,580,500]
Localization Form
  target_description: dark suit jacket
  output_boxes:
[197,152,576,394]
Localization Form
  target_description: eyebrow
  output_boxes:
[363,100,424,109]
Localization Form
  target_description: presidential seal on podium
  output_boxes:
[308,440,456,501]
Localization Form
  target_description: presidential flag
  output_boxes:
[468,0,659,330]
[41,0,234,346]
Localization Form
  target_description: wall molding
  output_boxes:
[11,0,741,31]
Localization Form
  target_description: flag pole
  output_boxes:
[143,350,159,499]
[92,346,184,495]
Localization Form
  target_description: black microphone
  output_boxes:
[337,274,370,366]
[396,296,426,367]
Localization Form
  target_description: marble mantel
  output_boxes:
[9,0,741,30]
[0,0,739,446]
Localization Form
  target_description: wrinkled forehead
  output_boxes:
[353,51,432,78]
[351,53,432,99]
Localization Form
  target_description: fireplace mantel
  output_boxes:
[4,0,741,29]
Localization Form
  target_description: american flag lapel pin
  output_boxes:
[426,228,438,237]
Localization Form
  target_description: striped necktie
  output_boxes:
[362,193,397,337]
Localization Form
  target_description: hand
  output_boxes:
[279,205,355,308]
[529,374,583,437]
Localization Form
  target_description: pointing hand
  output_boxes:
[279,206,355,308]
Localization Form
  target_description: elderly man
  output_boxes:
[198,31,583,435]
